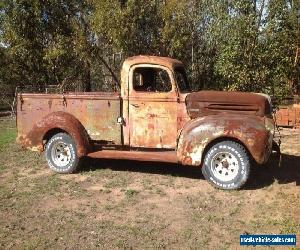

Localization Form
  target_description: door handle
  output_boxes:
[131,103,139,108]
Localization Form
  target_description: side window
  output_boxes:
[133,67,172,92]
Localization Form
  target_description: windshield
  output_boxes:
[174,67,190,93]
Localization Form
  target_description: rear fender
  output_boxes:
[17,111,90,157]
[177,114,270,166]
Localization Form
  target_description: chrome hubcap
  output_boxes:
[211,152,239,182]
[51,142,71,167]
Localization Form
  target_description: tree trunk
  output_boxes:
[83,61,91,92]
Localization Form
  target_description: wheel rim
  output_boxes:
[51,141,72,168]
[211,151,239,182]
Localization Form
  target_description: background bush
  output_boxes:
[0,0,299,108]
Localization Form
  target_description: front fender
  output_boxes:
[177,114,271,166]
[17,111,90,157]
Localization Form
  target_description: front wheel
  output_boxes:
[202,141,250,190]
[45,133,79,173]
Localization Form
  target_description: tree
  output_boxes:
[0,0,95,93]
[203,0,298,100]
[0,0,299,111]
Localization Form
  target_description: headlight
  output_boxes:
[265,117,275,135]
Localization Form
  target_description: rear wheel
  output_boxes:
[202,141,250,190]
[45,133,79,173]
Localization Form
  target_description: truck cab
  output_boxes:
[120,56,190,149]
[16,55,275,190]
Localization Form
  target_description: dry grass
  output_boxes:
[0,117,299,249]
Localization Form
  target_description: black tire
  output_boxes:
[202,140,250,190]
[45,133,79,173]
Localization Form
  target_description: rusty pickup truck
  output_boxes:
[17,55,275,189]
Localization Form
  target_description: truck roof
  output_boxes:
[123,55,184,69]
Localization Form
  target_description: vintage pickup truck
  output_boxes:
[16,55,275,189]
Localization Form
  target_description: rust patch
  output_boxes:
[186,91,271,119]
[123,55,184,71]
[177,114,274,166]
[48,100,52,109]
[148,123,154,130]
[18,111,90,157]
[128,95,178,148]
[88,149,178,163]
[16,55,274,168]
[16,92,122,150]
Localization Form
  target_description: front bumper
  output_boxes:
[262,117,276,164]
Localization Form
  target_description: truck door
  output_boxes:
[128,64,178,149]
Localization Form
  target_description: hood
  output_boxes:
[185,90,271,119]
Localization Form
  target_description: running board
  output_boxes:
[87,150,178,163]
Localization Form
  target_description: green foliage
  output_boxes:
[0,118,16,150]
[0,0,299,106]
[92,0,163,55]
[0,0,94,94]
[210,0,298,100]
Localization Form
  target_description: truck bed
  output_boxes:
[17,92,122,145]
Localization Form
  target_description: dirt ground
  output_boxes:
[0,117,299,249]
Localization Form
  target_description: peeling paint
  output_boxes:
[16,55,274,167]
[177,114,273,166]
